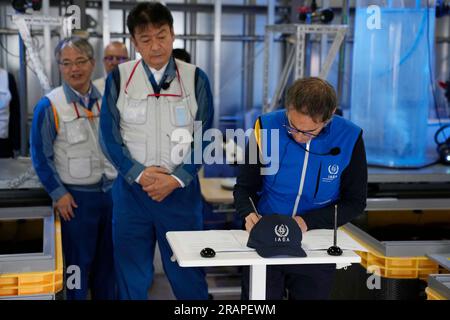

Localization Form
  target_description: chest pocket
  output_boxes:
[123,97,147,124]
[313,163,341,205]
[169,96,193,127]
[65,118,89,145]
[67,149,92,179]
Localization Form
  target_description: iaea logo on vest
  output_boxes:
[328,164,339,175]
[322,164,339,183]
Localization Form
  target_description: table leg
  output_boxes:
[249,264,266,300]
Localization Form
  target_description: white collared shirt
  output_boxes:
[149,62,169,85]
[73,86,92,108]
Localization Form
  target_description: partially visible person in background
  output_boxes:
[94,41,129,93]
[0,67,20,158]
[102,41,129,74]
[172,48,191,64]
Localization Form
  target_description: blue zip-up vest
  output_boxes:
[256,110,361,217]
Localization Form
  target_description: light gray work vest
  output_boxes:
[116,59,198,172]
[0,69,11,139]
[46,85,117,185]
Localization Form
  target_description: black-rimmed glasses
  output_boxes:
[283,115,329,138]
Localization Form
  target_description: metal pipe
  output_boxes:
[183,0,188,49]
[242,5,248,114]
[102,0,110,48]
[18,36,27,156]
[0,28,270,41]
[0,27,419,43]
[122,7,127,44]
[190,0,197,63]
[57,2,62,86]
[267,0,275,111]
[105,1,281,14]
[320,0,330,76]
[43,0,52,87]
[4,28,450,44]
[0,5,8,69]
[243,0,256,113]
[263,29,270,112]
[213,0,222,130]
[176,34,265,42]
[337,0,350,108]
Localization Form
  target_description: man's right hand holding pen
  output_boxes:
[245,197,262,232]
[245,212,261,232]
[245,196,308,233]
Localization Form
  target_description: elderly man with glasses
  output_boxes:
[30,36,116,300]
[94,41,129,94]
[234,77,368,300]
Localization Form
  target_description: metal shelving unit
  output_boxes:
[262,24,347,113]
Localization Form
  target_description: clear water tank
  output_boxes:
[350,0,436,167]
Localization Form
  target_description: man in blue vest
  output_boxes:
[234,77,368,300]
[99,2,213,300]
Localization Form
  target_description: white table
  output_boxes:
[166,230,361,300]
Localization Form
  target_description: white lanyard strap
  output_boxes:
[292,140,310,217]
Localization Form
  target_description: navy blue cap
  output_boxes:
[247,214,307,258]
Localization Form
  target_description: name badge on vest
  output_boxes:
[174,105,189,126]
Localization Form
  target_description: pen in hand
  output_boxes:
[249,197,262,218]
[245,197,261,232]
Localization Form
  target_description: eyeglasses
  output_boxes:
[104,56,129,63]
[283,124,321,138]
[59,58,91,69]
[283,116,329,138]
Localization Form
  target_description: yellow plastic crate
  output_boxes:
[0,218,63,297]
[342,228,441,280]
[425,287,447,300]
[355,250,440,280]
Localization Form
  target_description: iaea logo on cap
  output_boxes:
[274,224,290,242]
[247,215,307,258]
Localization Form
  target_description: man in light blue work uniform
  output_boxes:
[30,37,116,300]
[99,2,214,300]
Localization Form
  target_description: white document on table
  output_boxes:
[175,230,255,254]
[302,229,368,252]
[168,229,367,255]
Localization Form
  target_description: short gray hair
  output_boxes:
[54,36,94,61]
